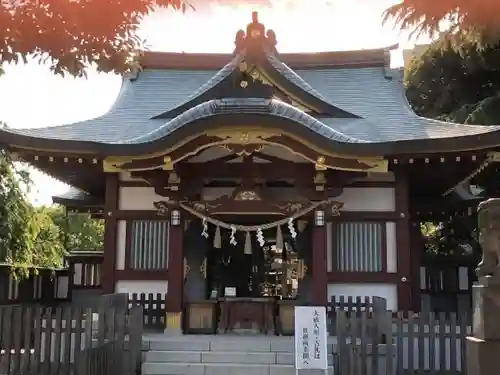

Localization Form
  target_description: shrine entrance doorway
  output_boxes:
[205,218,301,300]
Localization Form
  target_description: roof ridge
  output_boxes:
[263,51,361,118]
[150,49,361,120]
[178,55,243,104]
[264,52,327,102]
[140,44,397,70]
[149,54,244,120]
[122,98,364,145]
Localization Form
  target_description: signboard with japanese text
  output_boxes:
[294,306,328,370]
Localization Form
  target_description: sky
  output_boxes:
[0,0,430,205]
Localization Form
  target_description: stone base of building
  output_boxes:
[164,311,183,335]
[466,337,500,375]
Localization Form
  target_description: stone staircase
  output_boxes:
[141,335,335,375]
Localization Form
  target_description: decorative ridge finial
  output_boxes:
[233,11,278,55]
[252,10,258,22]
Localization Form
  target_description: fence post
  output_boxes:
[372,296,387,313]
[128,305,143,375]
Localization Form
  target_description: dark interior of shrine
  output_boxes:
[205,216,309,300]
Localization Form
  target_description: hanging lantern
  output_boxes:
[170,209,181,226]
[314,210,325,226]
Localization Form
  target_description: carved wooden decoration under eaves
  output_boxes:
[177,186,344,217]
[184,258,190,279]
[153,199,178,215]
[154,194,343,219]
[103,128,388,174]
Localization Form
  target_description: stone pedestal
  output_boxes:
[164,312,183,335]
[466,278,500,375]
[467,337,500,375]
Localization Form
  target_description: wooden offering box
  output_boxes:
[184,300,218,334]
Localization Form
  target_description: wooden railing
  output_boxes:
[0,267,70,306]
[335,309,471,374]
[65,250,104,291]
[129,293,167,331]
[0,298,143,375]
[123,293,390,334]
[76,341,119,375]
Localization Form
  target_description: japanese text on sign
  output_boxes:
[294,306,328,370]
[313,309,321,360]
[302,327,310,365]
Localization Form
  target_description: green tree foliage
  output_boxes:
[0,0,191,77]
[29,206,65,268]
[404,37,498,257]
[405,37,500,123]
[48,207,104,250]
[383,0,500,45]
[421,216,481,259]
[0,149,64,276]
[0,148,103,277]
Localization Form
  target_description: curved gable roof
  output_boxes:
[124,98,364,145]
[2,12,500,156]
[150,49,360,120]
[5,58,500,151]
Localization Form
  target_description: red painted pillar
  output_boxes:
[165,219,184,331]
[312,225,328,305]
[102,173,118,294]
[395,171,412,311]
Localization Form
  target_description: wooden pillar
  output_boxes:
[410,221,423,311]
[101,173,119,294]
[395,171,412,311]
[312,223,328,305]
[165,215,184,332]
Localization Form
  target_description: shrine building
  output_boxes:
[2,13,499,332]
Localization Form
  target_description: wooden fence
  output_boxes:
[77,340,120,375]
[128,293,166,331]
[126,293,391,332]
[336,310,471,375]
[330,295,388,314]
[0,302,143,375]
[419,261,475,315]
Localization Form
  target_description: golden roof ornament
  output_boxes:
[234,11,278,55]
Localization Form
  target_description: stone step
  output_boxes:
[142,362,335,375]
[275,353,334,366]
[145,350,202,363]
[145,338,336,353]
[144,350,335,365]
[148,339,210,352]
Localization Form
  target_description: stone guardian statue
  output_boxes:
[476,198,500,279]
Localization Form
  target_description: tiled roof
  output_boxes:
[123,98,365,144]
[6,55,500,144]
[53,189,89,201]
[52,189,103,205]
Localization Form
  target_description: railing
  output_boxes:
[76,341,119,375]
[0,267,70,306]
[335,310,471,374]
[0,298,143,375]
[0,250,105,307]
[65,250,104,291]
[129,293,167,331]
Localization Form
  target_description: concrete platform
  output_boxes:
[141,335,393,375]
[142,362,335,375]
[143,334,340,352]
[145,350,334,365]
